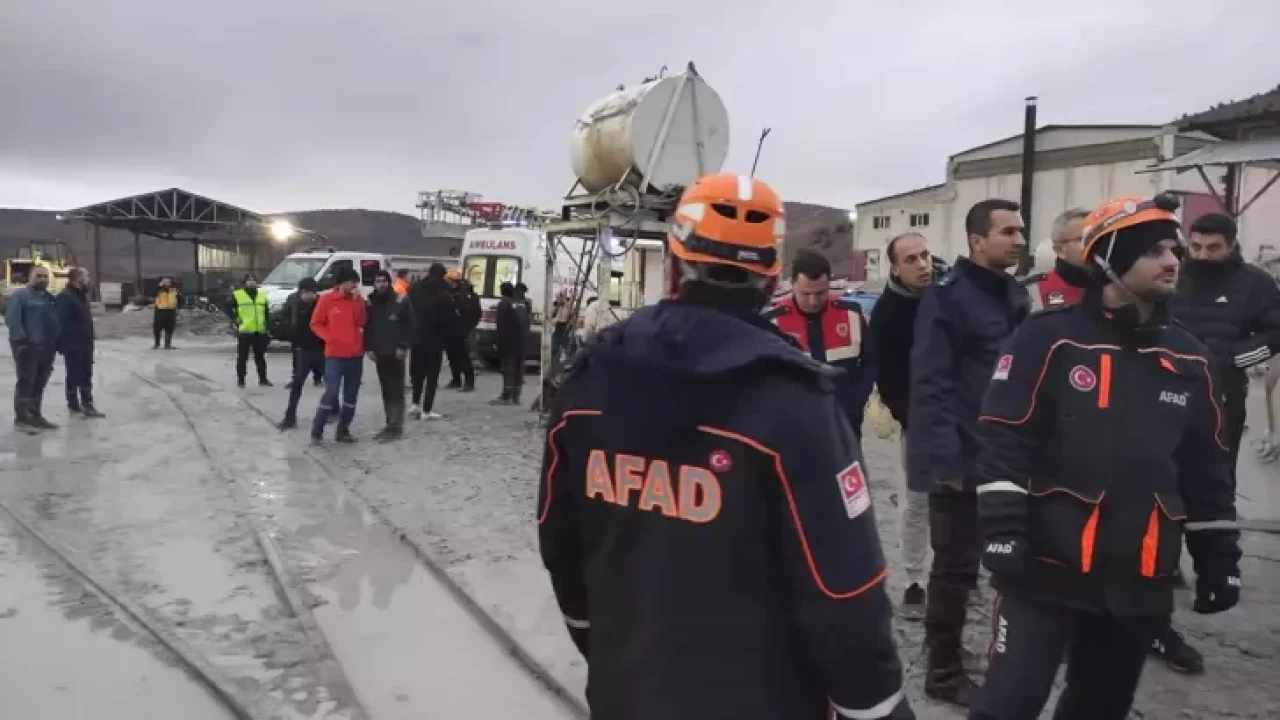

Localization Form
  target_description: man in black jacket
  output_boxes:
[970,195,1241,719]
[869,232,944,619]
[277,278,325,429]
[538,173,912,720]
[1173,212,1280,484]
[55,267,104,418]
[366,270,414,440]
[492,281,524,406]
[407,263,455,419]
[908,199,1028,707]
[445,269,480,391]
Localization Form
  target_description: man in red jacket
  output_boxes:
[309,267,367,444]
[1024,208,1091,311]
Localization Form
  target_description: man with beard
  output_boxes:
[1024,208,1091,310]
[444,267,479,391]
[55,267,105,419]
[226,273,272,388]
[1159,211,1280,673]
[969,195,1240,719]
[365,270,414,441]
[407,263,455,419]
[6,266,60,431]
[908,199,1028,707]
[869,232,947,620]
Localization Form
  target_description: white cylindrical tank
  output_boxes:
[1033,239,1057,273]
[570,70,730,194]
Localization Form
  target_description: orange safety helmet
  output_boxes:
[1081,194,1182,261]
[446,267,462,280]
[668,173,786,278]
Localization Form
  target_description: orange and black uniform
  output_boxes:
[970,289,1241,719]
[538,300,910,720]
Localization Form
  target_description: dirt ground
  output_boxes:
[1,318,1277,719]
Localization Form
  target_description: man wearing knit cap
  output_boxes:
[968,194,1241,719]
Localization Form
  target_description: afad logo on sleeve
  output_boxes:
[837,461,871,519]
[992,354,1013,381]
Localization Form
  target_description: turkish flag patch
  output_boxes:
[837,461,871,519]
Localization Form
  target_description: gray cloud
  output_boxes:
[2,0,1278,213]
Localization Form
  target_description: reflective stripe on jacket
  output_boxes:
[232,288,269,334]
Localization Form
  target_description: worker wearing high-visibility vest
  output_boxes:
[227,274,272,387]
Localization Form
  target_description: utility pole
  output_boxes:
[1015,97,1038,276]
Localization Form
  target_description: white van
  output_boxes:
[460,227,601,365]
[261,249,456,338]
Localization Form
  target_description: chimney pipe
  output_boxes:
[1016,96,1038,276]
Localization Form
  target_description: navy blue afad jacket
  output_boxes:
[762,294,876,435]
[537,300,909,720]
[907,257,1029,493]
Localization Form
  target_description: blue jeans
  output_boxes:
[311,356,363,436]
[285,348,326,420]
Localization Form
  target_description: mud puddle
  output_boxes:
[0,519,235,720]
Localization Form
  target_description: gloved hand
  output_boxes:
[981,535,1029,574]
[1193,572,1241,614]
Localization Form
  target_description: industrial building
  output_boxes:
[854,118,1280,280]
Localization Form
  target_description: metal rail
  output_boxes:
[165,364,589,719]
[128,370,371,720]
[0,498,264,720]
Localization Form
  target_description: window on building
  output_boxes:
[909,212,930,228]
[872,215,891,230]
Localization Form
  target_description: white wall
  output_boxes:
[854,191,948,280]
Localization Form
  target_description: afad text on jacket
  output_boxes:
[975,289,1241,616]
[538,300,908,720]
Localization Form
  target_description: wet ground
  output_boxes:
[2,329,1277,718]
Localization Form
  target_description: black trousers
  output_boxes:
[11,342,55,417]
[375,354,406,427]
[925,490,981,674]
[970,594,1161,719]
[291,343,323,383]
[153,309,176,347]
[410,343,444,411]
[63,347,95,408]
[1223,382,1248,491]
[236,333,270,382]
[500,351,524,400]
[446,333,474,386]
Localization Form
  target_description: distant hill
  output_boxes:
[0,202,853,282]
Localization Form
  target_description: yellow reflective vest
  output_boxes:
[232,288,269,335]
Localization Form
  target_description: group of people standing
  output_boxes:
[6,265,104,432]
[266,263,481,443]
[537,171,1269,720]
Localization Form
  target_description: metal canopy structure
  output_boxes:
[1138,136,1280,218]
[62,187,320,298]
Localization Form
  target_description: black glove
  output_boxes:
[981,535,1029,574]
[1193,572,1241,614]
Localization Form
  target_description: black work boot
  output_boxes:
[14,403,38,434]
[460,381,475,393]
[277,416,298,430]
[237,377,246,388]
[81,404,105,419]
[924,640,976,708]
[335,429,356,444]
[1150,623,1204,674]
[79,389,104,418]
[900,583,926,621]
[259,377,273,387]
[445,378,462,390]
[28,411,59,431]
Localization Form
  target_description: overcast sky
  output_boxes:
[2,0,1278,215]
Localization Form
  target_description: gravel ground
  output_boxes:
[5,326,1277,718]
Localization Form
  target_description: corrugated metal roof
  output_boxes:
[1139,136,1280,172]
[1176,85,1280,130]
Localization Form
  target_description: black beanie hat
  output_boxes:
[334,267,360,284]
[375,269,392,282]
[1089,219,1181,280]
[298,277,319,292]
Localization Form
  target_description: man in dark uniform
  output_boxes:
[445,268,480,391]
[538,173,913,720]
[365,270,414,441]
[764,248,875,436]
[970,195,1241,719]
[1023,208,1091,311]
[908,199,1028,706]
